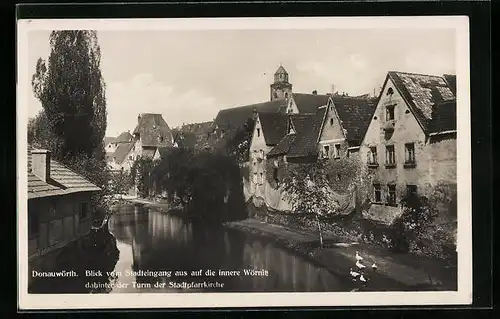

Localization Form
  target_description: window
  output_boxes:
[387,184,396,205]
[253,173,258,184]
[385,145,395,166]
[259,173,264,185]
[285,92,288,99]
[28,211,40,236]
[368,146,378,165]
[386,105,395,121]
[323,145,330,158]
[330,118,334,126]
[79,202,89,220]
[257,128,260,137]
[373,184,382,202]
[273,168,279,184]
[406,185,418,198]
[334,144,341,158]
[387,87,394,95]
[405,143,416,165]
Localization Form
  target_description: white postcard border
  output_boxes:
[17,16,472,309]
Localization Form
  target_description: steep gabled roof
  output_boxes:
[388,71,456,134]
[330,97,376,146]
[258,112,289,146]
[113,142,135,164]
[288,93,331,114]
[214,99,287,134]
[428,100,457,134]
[28,145,101,199]
[133,113,173,147]
[115,131,133,143]
[285,107,328,158]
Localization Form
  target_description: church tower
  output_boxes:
[270,65,293,101]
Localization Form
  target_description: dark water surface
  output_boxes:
[31,204,346,293]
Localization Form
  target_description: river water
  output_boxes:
[30,203,347,293]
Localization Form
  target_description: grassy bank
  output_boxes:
[224,219,457,291]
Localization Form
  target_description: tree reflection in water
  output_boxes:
[106,205,344,293]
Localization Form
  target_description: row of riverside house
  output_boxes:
[212,65,457,226]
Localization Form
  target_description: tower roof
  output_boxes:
[274,65,288,75]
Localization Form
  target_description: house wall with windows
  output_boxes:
[317,103,348,160]
[248,114,273,195]
[28,192,92,260]
[359,77,431,207]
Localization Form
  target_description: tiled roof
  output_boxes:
[388,71,456,133]
[213,99,287,134]
[115,131,133,143]
[267,134,297,158]
[286,108,327,158]
[275,65,288,75]
[331,96,376,146]
[178,121,214,135]
[289,93,331,114]
[443,74,457,95]
[258,112,289,146]
[133,113,173,147]
[429,100,457,134]
[28,146,101,199]
[113,142,135,164]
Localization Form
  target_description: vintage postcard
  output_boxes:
[17,16,471,309]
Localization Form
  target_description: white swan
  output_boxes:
[355,251,363,261]
[371,263,378,270]
[356,260,366,269]
[349,268,360,278]
[359,275,367,282]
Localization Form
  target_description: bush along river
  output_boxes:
[30,203,352,293]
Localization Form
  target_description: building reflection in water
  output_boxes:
[108,205,342,292]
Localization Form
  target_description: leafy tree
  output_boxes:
[130,157,155,198]
[110,170,133,197]
[32,30,107,160]
[30,30,109,224]
[152,148,247,222]
[217,117,255,163]
[281,160,337,248]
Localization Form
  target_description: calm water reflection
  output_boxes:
[107,204,344,293]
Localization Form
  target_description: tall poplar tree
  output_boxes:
[32,30,107,160]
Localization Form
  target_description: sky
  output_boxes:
[26,28,456,137]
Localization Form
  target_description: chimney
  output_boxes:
[32,149,51,182]
[312,90,317,95]
[137,114,142,123]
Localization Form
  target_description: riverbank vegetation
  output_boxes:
[29,30,110,225]
[132,147,248,223]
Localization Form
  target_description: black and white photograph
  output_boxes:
[17,17,472,309]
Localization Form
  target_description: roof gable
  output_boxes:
[113,142,135,164]
[388,71,456,133]
[133,113,173,147]
[115,131,133,143]
[330,96,376,146]
[258,112,289,146]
